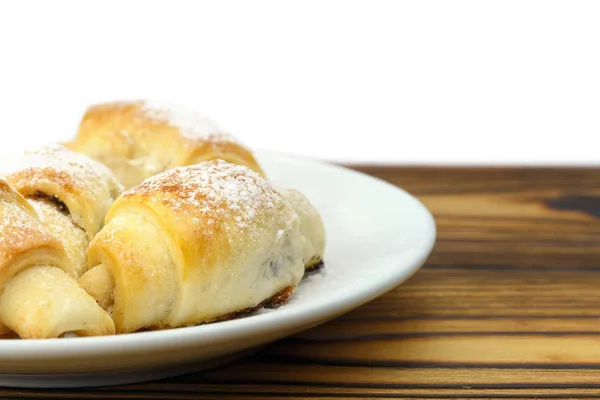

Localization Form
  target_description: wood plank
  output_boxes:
[299,317,600,336]
[8,382,600,399]
[342,268,600,318]
[200,364,600,386]
[267,335,600,366]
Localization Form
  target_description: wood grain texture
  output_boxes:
[3,166,600,399]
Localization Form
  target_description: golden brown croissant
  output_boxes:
[0,179,114,338]
[0,144,124,270]
[79,160,305,334]
[0,144,123,338]
[65,100,325,271]
[64,100,265,189]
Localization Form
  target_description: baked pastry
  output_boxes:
[278,188,325,271]
[79,160,305,334]
[0,144,123,338]
[65,99,326,272]
[0,179,114,338]
[64,100,265,189]
[0,144,124,271]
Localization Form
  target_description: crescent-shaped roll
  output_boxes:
[79,160,305,334]
[278,188,326,270]
[0,179,114,338]
[64,100,265,189]
[0,144,124,242]
[0,144,122,338]
[63,100,326,273]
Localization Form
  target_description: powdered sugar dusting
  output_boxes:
[0,206,33,260]
[125,160,293,237]
[0,144,123,235]
[139,100,240,144]
[0,144,122,199]
[0,190,54,262]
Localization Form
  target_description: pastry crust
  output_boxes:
[0,144,123,240]
[64,100,265,189]
[29,200,88,277]
[0,145,123,338]
[64,100,326,271]
[0,179,114,338]
[278,188,326,270]
[80,160,305,334]
[0,179,73,287]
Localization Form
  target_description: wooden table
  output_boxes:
[4,166,600,399]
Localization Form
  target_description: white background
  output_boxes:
[0,1,598,165]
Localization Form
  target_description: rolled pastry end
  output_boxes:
[0,266,115,339]
[79,263,115,311]
[278,188,326,270]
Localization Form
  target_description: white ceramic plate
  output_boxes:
[0,151,436,388]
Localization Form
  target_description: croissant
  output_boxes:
[64,100,265,189]
[79,160,306,334]
[0,144,123,338]
[0,179,114,338]
[65,100,325,271]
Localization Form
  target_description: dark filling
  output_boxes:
[30,191,69,215]
[305,259,324,275]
